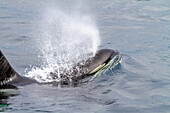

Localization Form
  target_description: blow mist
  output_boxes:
[24,8,100,83]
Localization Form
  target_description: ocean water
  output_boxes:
[0,0,170,113]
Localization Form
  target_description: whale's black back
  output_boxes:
[85,49,118,72]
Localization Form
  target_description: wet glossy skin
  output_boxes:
[0,49,119,87]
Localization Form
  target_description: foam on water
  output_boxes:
[24,8,100,83]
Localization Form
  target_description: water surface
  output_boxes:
[0,0,170,113]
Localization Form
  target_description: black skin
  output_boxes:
[0,49,119,88]
[0,50,36,87]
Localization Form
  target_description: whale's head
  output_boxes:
[70,49,120,82]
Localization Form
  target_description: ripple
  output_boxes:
[0,16,13,19]
[143,6,170,12]
[137,0,150,1]
[102,89,111,94]
[81,94,117,105]
[13,36,30,42]
[160,15,170,21]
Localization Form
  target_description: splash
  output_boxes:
[24,8,100,83]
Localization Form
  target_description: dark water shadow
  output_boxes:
[0,85,19,112]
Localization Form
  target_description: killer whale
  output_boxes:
[0,49,121,87]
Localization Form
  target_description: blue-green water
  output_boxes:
[0,0,170,113]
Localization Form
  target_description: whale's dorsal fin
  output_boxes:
[0,50,35,86]
[0,50,19,85]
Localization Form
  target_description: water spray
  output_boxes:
[24,8,100,83]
